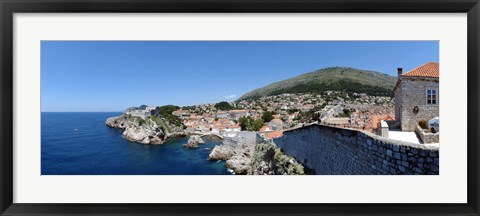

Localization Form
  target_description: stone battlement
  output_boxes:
[273,124,439,175]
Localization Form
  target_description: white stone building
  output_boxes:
[127,109,151,119]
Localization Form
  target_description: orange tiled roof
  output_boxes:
[229,109,247,113]
[264,130,283,139]
[229,124,241,129]
[271,118,283,124]
[371,115,395,129]
[402,62,439,78]
[259,125,272,132]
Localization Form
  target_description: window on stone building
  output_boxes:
[427,89,437,105]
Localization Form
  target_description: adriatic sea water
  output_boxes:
[41,112,228,175]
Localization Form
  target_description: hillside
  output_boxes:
[238,67,397,100]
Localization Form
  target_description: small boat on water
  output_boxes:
[226,168,235,175]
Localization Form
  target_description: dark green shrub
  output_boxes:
[214,101,232,110]
[138,118,146,126]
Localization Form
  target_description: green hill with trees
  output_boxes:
[238,67,397,100]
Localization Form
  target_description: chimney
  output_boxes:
[397,68,403,78]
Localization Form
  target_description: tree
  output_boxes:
[239,116,250,131]
[157,105,182,126]
[215,101,233,110]
[182,106,195,110]
[159,105,180,116]
[238,116,265,131]
[287,108,299,114]
[335,108,352,118]
[262,111,274,123]
[268,78,393,97]
[252,119,265,131]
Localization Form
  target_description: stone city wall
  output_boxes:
[223,131,261,149]
[273,124,439,175]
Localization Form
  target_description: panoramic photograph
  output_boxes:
[41,41,439,175]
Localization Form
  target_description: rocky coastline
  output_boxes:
[105,114,185,144]
[207,131,305,175]
[106,115,306,175]
[207,132,257,174]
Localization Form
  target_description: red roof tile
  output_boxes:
[402,62,439,78]
[229,109,247,113]
[271,118,283,124]
[264,130,283,139]
[371,115,395,129]
[259,125,272,132]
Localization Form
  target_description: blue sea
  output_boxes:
[41,112,228,175]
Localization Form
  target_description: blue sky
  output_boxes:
[41,41,438,112]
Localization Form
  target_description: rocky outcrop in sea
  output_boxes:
[208,145,234,160]
[183,135,205,148]
[105,114,184,144]
[208,131,258,174]
[207,131,306,175]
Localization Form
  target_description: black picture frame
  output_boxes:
[1,0,479,215]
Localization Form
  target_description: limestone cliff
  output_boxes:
[105,114,184,144]
[207,131,305,175]
[208,132,258,174]
[208,142,254,174]
[250,142,305,175]
[208,145,234,160]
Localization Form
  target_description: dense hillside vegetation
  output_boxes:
[238,67,397,100]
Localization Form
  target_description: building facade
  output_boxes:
[394,62,439,132]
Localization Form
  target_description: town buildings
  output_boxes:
[125,63,440,144]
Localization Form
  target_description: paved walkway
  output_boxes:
[388,130,421,144]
